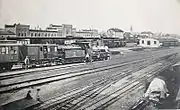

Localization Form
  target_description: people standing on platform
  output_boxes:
[24,56,30,69]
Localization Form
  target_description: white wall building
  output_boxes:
[138,38,162,48]
[75,29,100,38]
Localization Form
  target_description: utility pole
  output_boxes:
[130,25,133,33]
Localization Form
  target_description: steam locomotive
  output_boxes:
[0,40,110,71]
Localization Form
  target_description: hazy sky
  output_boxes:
[0,0,180,34]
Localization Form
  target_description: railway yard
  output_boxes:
[1,0,180,109]
[1,47,180,110]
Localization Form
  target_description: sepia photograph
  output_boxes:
[0,0,180,110]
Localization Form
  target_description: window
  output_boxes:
[18,33,21,36]
[154,41,157,44]
[40,47,43,51]
[147,41,151,45]
[31,33,33,36]
[55,47,57,52]
[0,47,6,54]
[48,33,50,36]
[35,33,37,36]
[6,47,9,54]
[137,41,140,45]
[24,33,26,36]
[51,34,53,36]
[38,33,41,36]
[142,40,144,44]
[66,30,69,34]
[45,33,47,36]
[47,47,50,52]
[10,46,16,54]
[21,33,23,36]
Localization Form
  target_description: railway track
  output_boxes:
[34,61,148,110]
[0,52,174,94]
[80,61,173,110]
[0,49,175,80]
[33,53,177,110]
[0,63,85,80]
[0,58,149,93]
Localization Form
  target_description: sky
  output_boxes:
[0,0,180,34]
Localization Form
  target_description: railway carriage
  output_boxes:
[23,44,58,65]
[0,43,59,70]
[0,43,23,70]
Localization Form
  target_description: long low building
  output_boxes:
[138,37,180,48]
[138,38,161,48]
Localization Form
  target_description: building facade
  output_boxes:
[62,24,73,37]
[0,29,16,39]
[46,24,74,37]
[138,38,161,48]
[107,28,124,39]
[29,29,58,37]
[4,23,75,38]
[75,29,99,38]
[5,23,30,37]
[46,24,63,36]
[0,29,30,44]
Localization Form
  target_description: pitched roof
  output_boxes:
[49,24,62,27]
[5,24,16,28]
[0,30,15,35]
[141,31,154,35]
[108,28,124,32]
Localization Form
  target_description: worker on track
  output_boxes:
[24,56,30,69]
[85,53,90,63]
